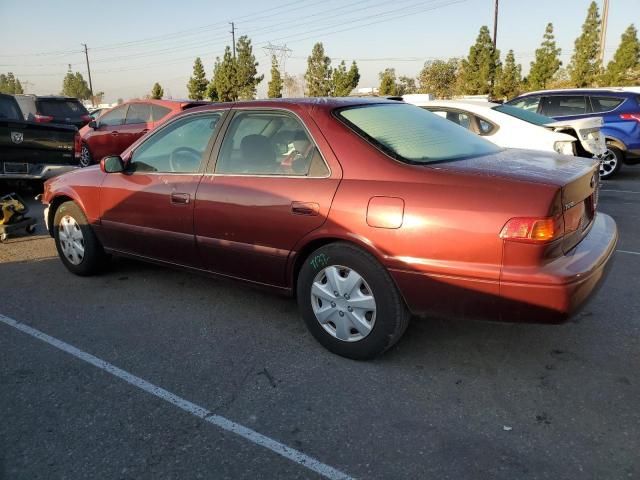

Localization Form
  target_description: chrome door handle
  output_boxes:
[170,192,190,204]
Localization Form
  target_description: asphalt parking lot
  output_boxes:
[1,169,639,480]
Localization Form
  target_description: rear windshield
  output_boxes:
[0,96,22,121]
[337,103,500,164]
[493,104,554,126]
[37,99,89,117]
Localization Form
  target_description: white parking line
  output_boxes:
[617,249,640,256]
[600,189,640,194]
[0,314,354,480]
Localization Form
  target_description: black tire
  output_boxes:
[599,145,623,179]
[297,242,410,360]
[80,143,93,167]
[53,201,108,276]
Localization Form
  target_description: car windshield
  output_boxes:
[337,103,500,164]
[493,104,555,126]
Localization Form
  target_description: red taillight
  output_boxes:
[81,114,92,123]
[74,132,81,159]
[620,113,640,122]
[34,113,54,123]
[499,216,564,243]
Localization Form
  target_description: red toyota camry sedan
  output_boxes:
[41,98,618,359]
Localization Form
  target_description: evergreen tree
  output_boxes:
[528,23,562,90]
[459,26,500,95]
[187,57,208,100]
[235,36,263,100]
[493,50,522,100]
[0,72,25,94]
[206,59,220,101]
[305,43,332,97]
[418,58,459,98]
[151,82,164,99]
[268,55,283,98]
[212,47,237,102]
[331,60,360,96]
[602,24,640,86]
[61,70,91,99]
[568,1,601,87]
[378,68,397,96]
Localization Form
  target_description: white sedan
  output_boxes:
[402,97,611,178]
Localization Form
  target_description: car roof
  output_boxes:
[15,94,82,101]
[517,87,636,97]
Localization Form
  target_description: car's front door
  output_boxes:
[99,111,225,266]
[194,108,342,287]
[86,105,129,160]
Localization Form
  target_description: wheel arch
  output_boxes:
[47,194,80,237]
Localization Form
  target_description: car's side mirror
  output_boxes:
[88,120,97,129]
[100,155,125,173]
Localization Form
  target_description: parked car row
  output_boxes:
[41,97,618,359]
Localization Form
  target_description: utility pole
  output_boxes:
[599,0,609,66]
[81,43,94,104]
[492,0,499,47]
[230,22,236,59]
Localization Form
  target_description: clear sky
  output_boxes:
[0,0,637,102]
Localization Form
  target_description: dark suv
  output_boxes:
[507,88,640,178]
[14,95,92,129]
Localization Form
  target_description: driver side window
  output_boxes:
[129,113,222,174]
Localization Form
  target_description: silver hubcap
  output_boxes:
[80,145,90,167]
[58,215,85,265]
[311,265,377,342]
[599,149,618,177]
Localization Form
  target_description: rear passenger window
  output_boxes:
[215,111,329,177]
[478,118,496,135]
[125,103,152,124]
[99,105,127,126]
[590,96,624,113]
[151,105,171,122]
[541,96,587,116]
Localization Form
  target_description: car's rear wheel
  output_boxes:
[80,143,93,167]
[297,242,410,359]
[53,201,108,276]
[599,146,623,179]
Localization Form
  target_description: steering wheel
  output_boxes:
[169,146,201,173]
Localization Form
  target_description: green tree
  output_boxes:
[0,72,24,94]
[151,82,164,99]
[528,23,562,90]
[602,24,640,86]
[61,71,91,99]
[187,57,208,100]
[235,36,263,100]
[331,60,360,96]
[378,68,397,96]
[305,42,332,96]
[211,47,237,102]
[568,1,601,87]
[397,76,416,95]
[418,58,459,98]
[493,50,522,100]
[459,26,500,95]
[268,55,283,98]
[206,59,220,101]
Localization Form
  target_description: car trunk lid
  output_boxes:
[545,117,606,156]
[560,162,599,253]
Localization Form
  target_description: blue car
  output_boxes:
[507,88,640,178]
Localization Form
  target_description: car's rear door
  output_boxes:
[193,107,342,287]
[99,111,226,266]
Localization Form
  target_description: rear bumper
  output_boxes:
[0,164,78,180]
[390,213,618,323]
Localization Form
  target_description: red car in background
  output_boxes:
[79,99,208,167]
[42,98,617,359]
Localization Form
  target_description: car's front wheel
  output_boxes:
[297,242,410,360]
[80,143,93,167]
[53,201,108,275]
[599,146,623,179]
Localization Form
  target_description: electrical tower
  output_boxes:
[263,42,293,94]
